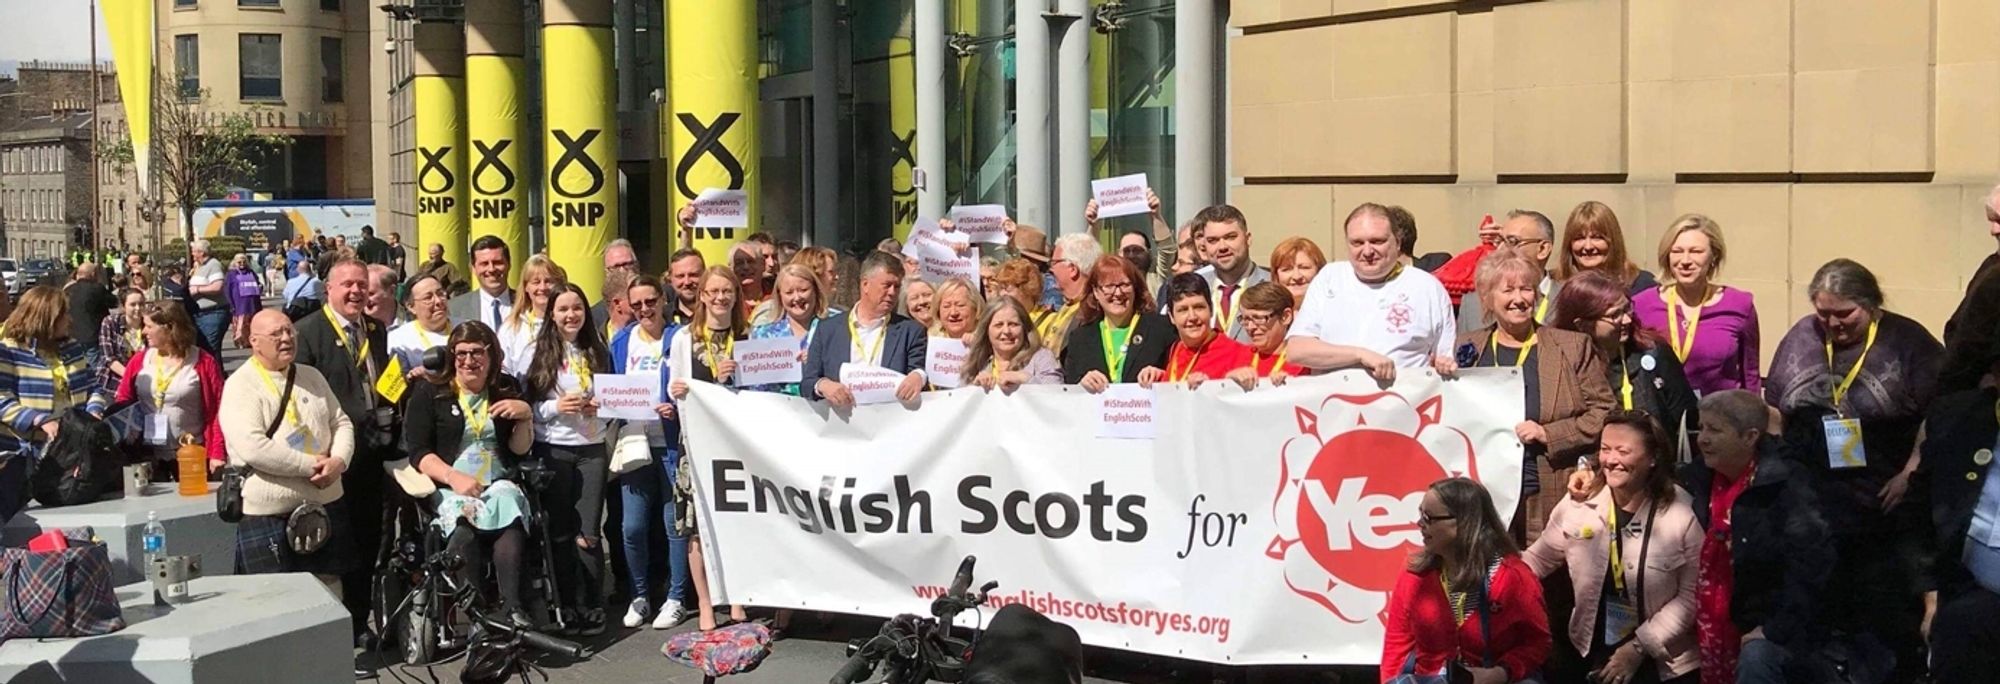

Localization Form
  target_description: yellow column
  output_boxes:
[466,0,529,287]
[414,23,469,273]
[668,0,759,265]
[889,35,917,241]
[543,0,617,299]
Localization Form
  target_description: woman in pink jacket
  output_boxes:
[1525,410,1703,684]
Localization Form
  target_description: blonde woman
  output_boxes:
[499,255,567,377]
[748,264,828,397]
[929,277,982,345]
[1631,214,1760,396]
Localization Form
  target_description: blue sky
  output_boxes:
[0,2,117,72]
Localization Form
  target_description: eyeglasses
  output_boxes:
[1417,512,1455,527]
[1500,236,1548,249]
[1598,308,1633,323]
[453,348,488,360]
[411,290,446,302]
[1095,282,1135,294]
[1240,311,1286,328]
[607,260,638,272]
[629,297,662,310]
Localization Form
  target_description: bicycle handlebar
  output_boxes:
[828,651,876,684]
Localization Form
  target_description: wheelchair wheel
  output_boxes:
[401,590,437,666]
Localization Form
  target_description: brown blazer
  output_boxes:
[1457,325,1616,543]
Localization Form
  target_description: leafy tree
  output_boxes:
[100,69,290,249]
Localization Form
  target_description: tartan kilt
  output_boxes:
[234,498,357,577]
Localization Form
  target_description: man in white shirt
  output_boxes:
[1287,203,1457,381]
[1186,204,1271,342]
[187,240,230,353]
[448,235,516,328]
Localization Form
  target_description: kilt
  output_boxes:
[234,498,357,577]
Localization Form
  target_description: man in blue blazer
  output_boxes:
[804,251,928,407]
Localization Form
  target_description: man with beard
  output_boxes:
[666,248,705,326]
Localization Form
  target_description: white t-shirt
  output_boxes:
[623,328,669,446]
[532,341,606,446]
[498,318,544,378]
[850,314,889,368]
[387,320,449,374]
[189,258,226,309]
[1290,261,1456,369]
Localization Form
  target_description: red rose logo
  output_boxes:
[1265,389,1478,623]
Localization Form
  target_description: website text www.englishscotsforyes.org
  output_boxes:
[912,585,1232,644]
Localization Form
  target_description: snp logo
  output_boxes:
[417,146,456,215]
[548,129,606,228]
[470,139,517,220]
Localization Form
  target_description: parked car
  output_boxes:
[0,259,17,294]
[16,259,67,291]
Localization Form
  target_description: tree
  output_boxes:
[101,69,289,248]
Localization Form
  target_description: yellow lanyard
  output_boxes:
[1040,303,1080,342]
[1664,287,1708,362]
[125,327,143,352]
[1215,285,1244,333]
[1488,329,1540,368]
[1169,340,1205,381]
[250,358,301,431]
[1608,507,1628,594]
[1100,317,1138,380]
[324,307,370,368]
[564,344,594,393]
[990,356,1005,379]
[1534,295,1551,324]
[413,323,438,349]
[1826,319,1880,411]
[150,353,184,408]
[456,390,494,482]
[1617,355,1635,410]
[698,327,735,372]
[41,351,68,410]
[1253,348,1289,376]
[1440,570,1470,627]
[849,314,886,365]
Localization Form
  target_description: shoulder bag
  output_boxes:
[217,365,294,523]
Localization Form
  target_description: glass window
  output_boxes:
[1093,0,1180,221]
[239,34,282,100]
[174,0,195,7]
[320,37,343,102]
[174,35,200,99]
[239,0,279,7]
[321,0,339,10]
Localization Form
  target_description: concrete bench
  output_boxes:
[0,574,351,684]
[2,484,236,585]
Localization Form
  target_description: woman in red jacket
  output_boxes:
[1382,477,1551,683]
[112,302,226,478]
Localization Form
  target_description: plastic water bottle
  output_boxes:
[142,511,166,566]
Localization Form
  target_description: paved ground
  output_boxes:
[355,609,1366,684]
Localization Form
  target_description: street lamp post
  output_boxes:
[137,195,164,257]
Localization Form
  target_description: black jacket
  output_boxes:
[1924,388,2000,599]
[1618,343,1700,435]
[403,375,528,472]
[1680,437,1833,648]
[1060,312,1176,384]
[64,281,116,353]
[293,307,393,452]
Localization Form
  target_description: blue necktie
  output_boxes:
[491,300,502,329]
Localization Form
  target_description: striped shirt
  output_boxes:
[0,337,109,453]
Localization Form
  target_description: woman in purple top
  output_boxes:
[223,253,264,348]
[1631,214,1761,395]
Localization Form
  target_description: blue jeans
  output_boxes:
[619,446,688,605]
[1738,638,1790,684]
[193,306,229,354]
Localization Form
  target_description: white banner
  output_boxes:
[681,369,1525,665]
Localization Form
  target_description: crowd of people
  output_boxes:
[0,183,1997,684]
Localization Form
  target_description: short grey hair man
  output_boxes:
[604,238,638,274]
[1052,233,1103,273]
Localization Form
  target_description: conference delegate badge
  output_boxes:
[692,187,750,228]
[592,373,663,421]
[376,355,409,404]
[1090,172,1151,219]
[925,338,969,389]
[145,412,170,445]
[839,363,907,406]
[732,336,803,386]
[1096,384,1157,440]
[948,204,1010,245]
[1822,415,1867,469]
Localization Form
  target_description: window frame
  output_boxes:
[174,34,201,100]
[238,33,284,101]
[320,36,344,103]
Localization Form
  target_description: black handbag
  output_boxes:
[218,365,294,523]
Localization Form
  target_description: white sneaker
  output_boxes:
[622,598,651,629]
[652,603,686,629]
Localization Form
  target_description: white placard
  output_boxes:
[679,368,1529,666]
[904,218,980,285]
[839,363,907,405]
[693,188,750,228]
[593,373,662,421]
[948,204,1010,244]
[1096,384,1158,439]
[733,336,803,386]
[925,338,970,389]
[1091,172,1150,219]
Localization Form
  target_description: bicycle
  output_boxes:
[830,555,999,684]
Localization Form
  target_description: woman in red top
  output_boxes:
[1137,273,1247,389]
[112,302,227,475]
[1382,477,1552,683]
[1225,282,1307,390]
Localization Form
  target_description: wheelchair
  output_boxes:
[373,458,573,666]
